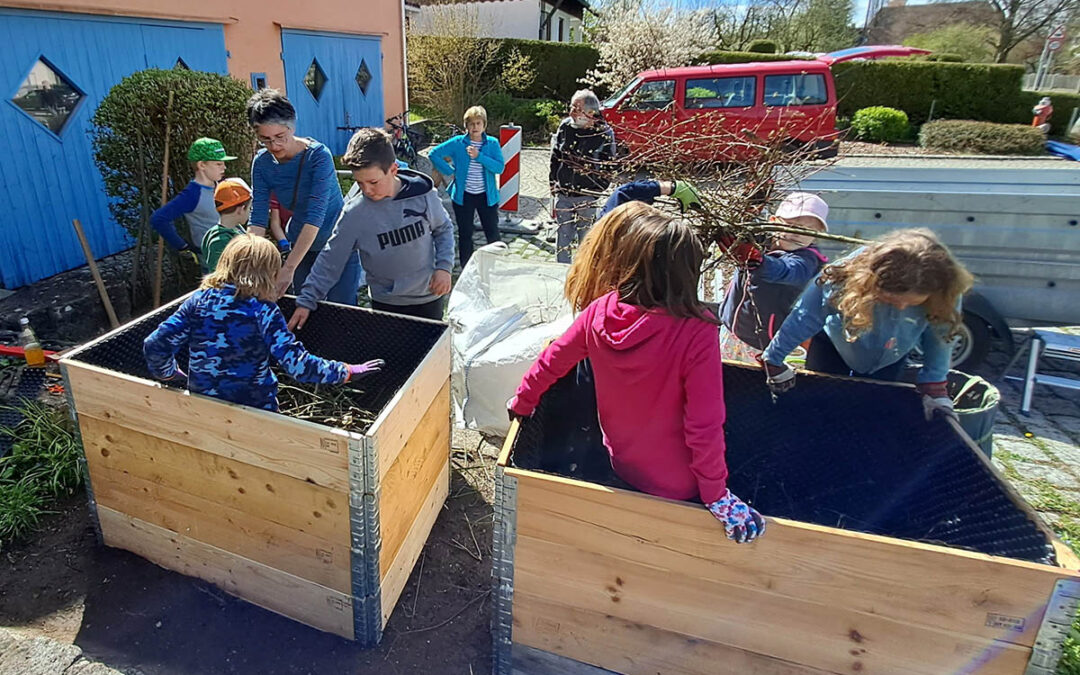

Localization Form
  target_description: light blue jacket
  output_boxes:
[429,134,505,207]
[762,254,954,383]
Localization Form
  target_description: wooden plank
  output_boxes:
[91,465,351,593]
[378,381,451,577]
[379,462,449,625]
[513,593,834,675]
[369,330,451,480]
[98,506,355,640]
[512,643,618,675]
[64,361,352,491]
[78,415,349,544]
[514,533,1031,675]
[509,469,1075,649]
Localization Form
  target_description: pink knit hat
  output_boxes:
[775,192,829,231]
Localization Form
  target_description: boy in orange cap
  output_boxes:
[200,178,253,274]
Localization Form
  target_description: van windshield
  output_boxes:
[603,77,641,108]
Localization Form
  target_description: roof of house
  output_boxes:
[865,1,997,44]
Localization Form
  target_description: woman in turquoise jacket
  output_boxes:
[429,105,505,266]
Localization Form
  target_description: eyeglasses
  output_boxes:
[257,131,291,148]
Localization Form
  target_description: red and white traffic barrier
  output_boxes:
[498,124,521,213]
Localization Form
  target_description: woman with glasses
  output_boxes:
[245,89,361,304]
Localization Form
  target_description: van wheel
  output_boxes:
[951,312,991,369]
[907,311,991,370]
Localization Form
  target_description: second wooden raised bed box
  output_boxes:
[494,363,1080,675]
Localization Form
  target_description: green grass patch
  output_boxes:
[1027,478,1080,518]
[0,401,83,548]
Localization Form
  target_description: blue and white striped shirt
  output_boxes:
[465,140,485,194]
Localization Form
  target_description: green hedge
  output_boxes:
[832,61,1025,126]
[1016,91,1080,136]
[919,120,1046,155]
[747,39,780,54]
[495,38,599,100]
[696,50,810,64]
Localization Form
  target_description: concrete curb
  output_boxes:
[0,628,124,675]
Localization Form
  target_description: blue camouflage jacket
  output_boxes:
[143,286,349,411]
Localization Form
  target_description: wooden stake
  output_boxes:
[72,219,120,328]
[152,90,175,309]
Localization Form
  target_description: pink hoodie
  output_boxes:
[512,291,728,503]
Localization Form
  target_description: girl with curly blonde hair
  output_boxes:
[760,228,973,420]
[509,202,765,544]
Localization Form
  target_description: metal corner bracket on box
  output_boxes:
[1026,579,1080,674]
[492,463,518,675]
[349,435,383,646]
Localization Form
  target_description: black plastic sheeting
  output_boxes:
[68,295,446,433]
[510,362,1055,565]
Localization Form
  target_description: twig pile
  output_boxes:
[277,381,378,433]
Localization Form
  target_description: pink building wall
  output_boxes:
[2,0,407,115]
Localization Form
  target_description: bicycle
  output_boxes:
[385,111,426,166]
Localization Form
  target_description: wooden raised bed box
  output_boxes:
[494,363,1080,675]
[60,295,450,645]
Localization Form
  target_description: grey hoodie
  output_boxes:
[297,170,455,308]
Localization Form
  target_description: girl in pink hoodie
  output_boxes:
[509,202,765,544]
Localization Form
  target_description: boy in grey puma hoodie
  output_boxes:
[289,128,455,327]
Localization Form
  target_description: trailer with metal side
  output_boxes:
[793,164,1080,367]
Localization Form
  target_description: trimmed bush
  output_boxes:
[832,60,1025,126]
[747,39,780,54]
[919,120,1046,155]
[922,53,964,62]
[496,38,599,100]
[851,106,910,142]
[696,50,810,64]
[92,68,254,240]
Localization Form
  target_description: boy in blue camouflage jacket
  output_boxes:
[144,235,383,411]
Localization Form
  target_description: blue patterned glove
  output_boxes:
[707,489,765,544]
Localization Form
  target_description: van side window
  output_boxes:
[623,80,675,111]
[763,73,828,107]
[685,77,756,109]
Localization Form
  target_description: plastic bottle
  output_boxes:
[18,318,45,367]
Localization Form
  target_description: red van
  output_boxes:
[600,46,928,162]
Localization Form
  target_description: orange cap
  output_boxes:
[214,177,253,212]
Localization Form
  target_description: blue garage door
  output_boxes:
[281,30,384,156]
[0,9,226,289]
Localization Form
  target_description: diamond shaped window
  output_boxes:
[12,58,84,134]
[304,59,327,101]
[355,60,373,95]
[174,58,190,70]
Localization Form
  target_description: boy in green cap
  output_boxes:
[151,138,237,264]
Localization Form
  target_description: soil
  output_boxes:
[0,432,500,675]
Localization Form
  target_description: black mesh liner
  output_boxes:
[0,369,46,458]
[510,362,1055,565]
[68,296,446,434]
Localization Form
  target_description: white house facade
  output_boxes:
[412,0,587,43]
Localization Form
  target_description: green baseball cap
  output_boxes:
[187,137,237,162]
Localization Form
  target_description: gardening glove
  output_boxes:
[917,382,957,422]
[671,180,703,213]
[277,239,292,255]
[178,247,199,266]
[762,360,795,394]
[719,234,763,269]
[707,488,766,544]
[346,359,385,382]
